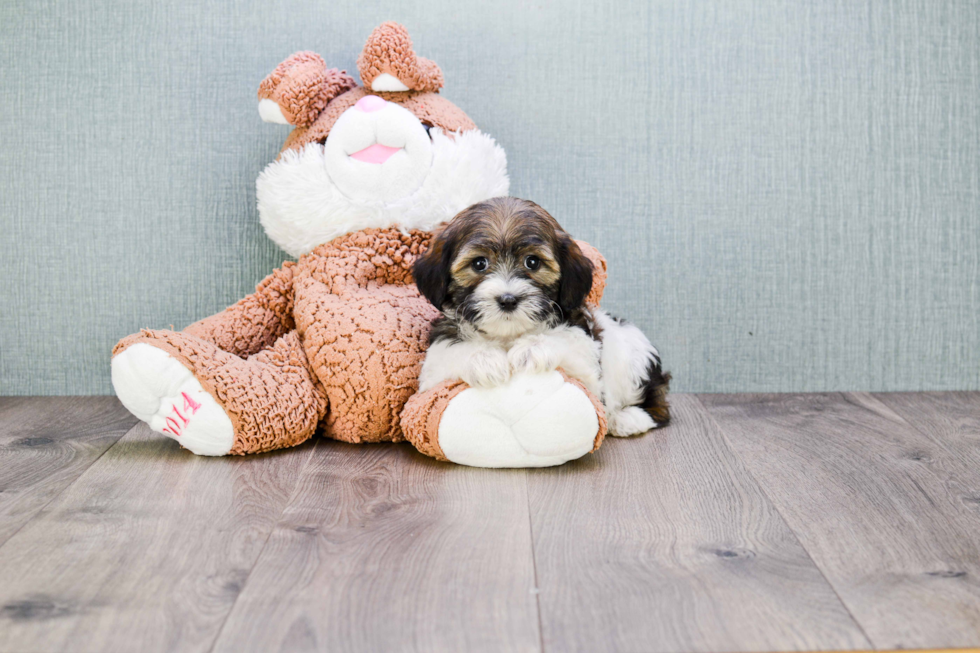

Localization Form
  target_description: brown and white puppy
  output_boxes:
[413,197,671,436]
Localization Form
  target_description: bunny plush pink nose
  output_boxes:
[355,95,387,113]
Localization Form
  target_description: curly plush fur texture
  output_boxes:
[357,21,444,92]
[257,52,357,127]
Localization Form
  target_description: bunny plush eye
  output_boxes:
[524,255,540,271]
[472,257,488,272]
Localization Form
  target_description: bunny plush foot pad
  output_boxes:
[402,371,605,468]
[111,343,235,456]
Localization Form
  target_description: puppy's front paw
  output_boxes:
[508,336,560,375]
[463,347,511,388]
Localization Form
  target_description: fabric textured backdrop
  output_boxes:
[1,0,978,395]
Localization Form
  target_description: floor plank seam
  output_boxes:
[523,470,546,653]
[205,438,321,653]
[865,392,949,450]
[0,418,139,552]
[694,393,878,650]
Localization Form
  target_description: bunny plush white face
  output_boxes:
[253,23,509,257]
[323,96,434,203]
[256,118,508,257]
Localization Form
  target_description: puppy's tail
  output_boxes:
[640,359,671,427]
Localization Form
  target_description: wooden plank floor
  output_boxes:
[0,393,977,652]
[699,393,980,650]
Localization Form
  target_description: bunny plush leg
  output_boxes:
[112,329,326,455]
[402,370,606,468]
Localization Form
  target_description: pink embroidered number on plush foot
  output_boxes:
[162,392,202,437]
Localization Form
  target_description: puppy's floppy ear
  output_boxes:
[413,226,457,309]
[556,234,594,314]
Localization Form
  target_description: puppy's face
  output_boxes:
[414,197,593,339]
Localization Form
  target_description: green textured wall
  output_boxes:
[1,0,978,395]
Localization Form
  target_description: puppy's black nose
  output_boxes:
[497,294,519,312]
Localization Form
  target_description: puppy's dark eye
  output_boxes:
[524,255,541,271]
[472,257,488,272]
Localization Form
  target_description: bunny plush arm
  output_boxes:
[180,262,297,358]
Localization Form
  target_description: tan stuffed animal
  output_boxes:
[111,22,608,467]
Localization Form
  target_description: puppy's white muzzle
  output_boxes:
[471,274,544,339]
[323,97,433,203]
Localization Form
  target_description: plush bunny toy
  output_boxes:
[111,22,609,467]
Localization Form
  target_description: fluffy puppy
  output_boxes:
[413,197,670,436]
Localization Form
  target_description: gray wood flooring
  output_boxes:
[0,392,978,652]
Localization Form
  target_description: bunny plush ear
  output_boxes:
[258,52,357,127]
[356,22,444,93]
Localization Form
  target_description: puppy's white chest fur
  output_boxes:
[418,324,601,396]
[507,327,601,394]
